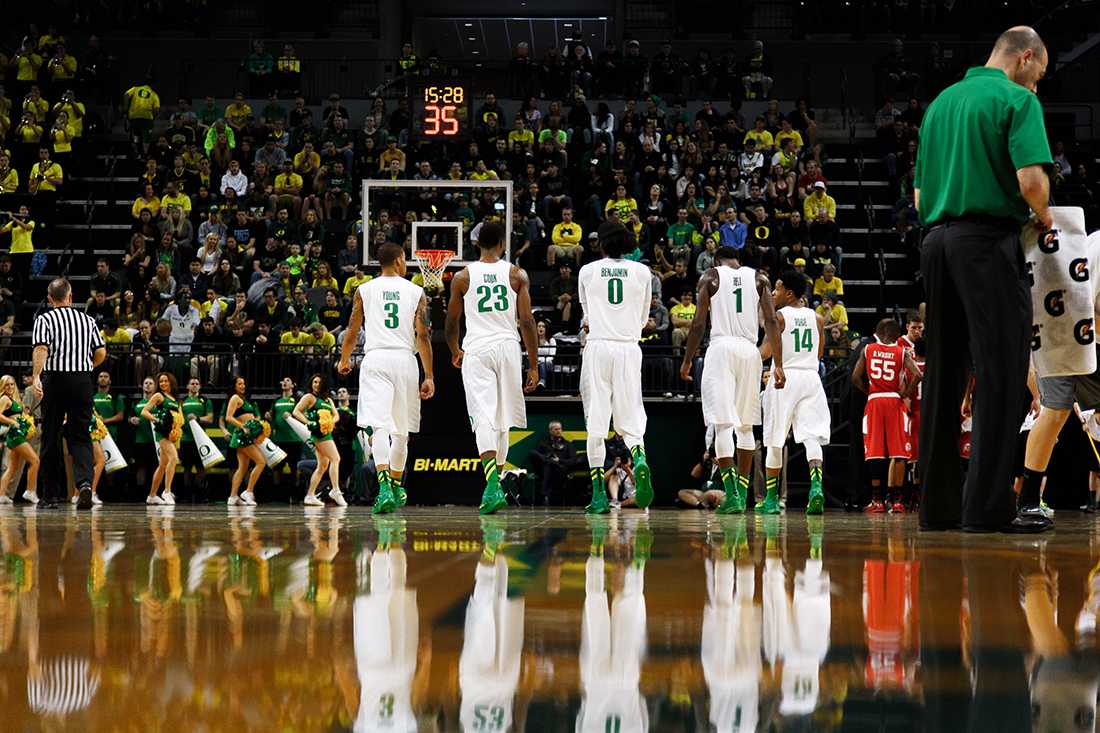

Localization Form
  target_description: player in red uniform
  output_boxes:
[897,311,923,351]
[853,319,923,513]
[903,338,926,510]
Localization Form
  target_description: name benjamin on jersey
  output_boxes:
[601,267,629,277]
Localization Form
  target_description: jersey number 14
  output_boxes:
[791,327,813,352]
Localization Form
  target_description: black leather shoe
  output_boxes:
[1004,506,1054,533]
[76,486,93,510]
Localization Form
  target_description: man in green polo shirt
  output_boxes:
[914,26,1053,533]
[129,375,158,499]
[266,376,301,500]
[93,372,125,440]
[180,377,215,502]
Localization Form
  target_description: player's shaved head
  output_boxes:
[598,221,630,259]
[478,221,505,249]
[876,318,902,341]
[378,243,405,268]
[993,26,1046,58]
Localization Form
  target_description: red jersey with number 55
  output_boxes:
[865,343,905,395]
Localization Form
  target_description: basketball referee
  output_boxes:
[915,26,1053,533]
[31,278,105,509]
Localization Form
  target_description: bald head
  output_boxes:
[988,26,1047,91]
[993,26,1046,58]
[47,278,72,305]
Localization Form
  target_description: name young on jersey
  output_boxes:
[384,290,402,301]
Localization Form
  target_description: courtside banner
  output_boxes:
[1024,206,1096,377]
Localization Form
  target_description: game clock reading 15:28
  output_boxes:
[419,85,465,136]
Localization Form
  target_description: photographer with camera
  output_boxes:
[0,206,35,285]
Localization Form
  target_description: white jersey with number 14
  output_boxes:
[780,306,819,371]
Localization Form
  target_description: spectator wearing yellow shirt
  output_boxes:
[132,183,161,219]
[101,321,133,348]
[160,182,192,217]
[307,323,336,353]
[468,160,499,181]
[123,79,161,152]
[311,261,339,291]
[0,152,18,195]
[342,271,371,301]
[773,118,804,152]
[604,184,638,222]
[14,111,43,145]
[293,142,320,180]
[44,44,77,84]
[815,291,848,342]
[548,207,583,266]
[48,111,75,165]
[21,85,48,123]
[0,205,35,282]
[812,264,844,301]
[51,90,85,139]
[28,147,63,203]
[670,291,697,351]
[12,39,43,92]
[225,92,252,134]
[803,181,839,245]
[379,137,406,173]
[507,117,535,151]
[743,116,774,151]
[271,160,303,217]
[279,319,314,352]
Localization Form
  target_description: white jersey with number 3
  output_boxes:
[710,265,760,342]
[358,276,423,353]
[578,258,652,342]
[780,306,819,371]
[462,260,519,353]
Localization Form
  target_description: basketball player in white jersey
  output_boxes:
[578,222,653,514]
[458,523,524,733]
[759,270,830,514]
[353,537,419,733]
[445,221,540,515]
[679,245,784,515]
[339,243,434,515]
[702,519,762,732]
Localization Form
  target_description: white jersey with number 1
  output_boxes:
[710,265,760,341]
[701,265,764,429]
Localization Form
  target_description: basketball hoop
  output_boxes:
[414,249,455,291]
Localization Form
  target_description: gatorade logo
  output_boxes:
[1038,230,1060,254]
[1070,258,1090,282]
[1044,290,1065,317]
[1075,318,1095,345]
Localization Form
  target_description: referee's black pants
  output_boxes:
[39,371,95,502]
[918,220,1031,530]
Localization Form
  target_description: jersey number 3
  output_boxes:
[383,302,399,328]
[476,284,509,312]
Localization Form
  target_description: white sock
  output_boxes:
[714,424,735,460]
[372,427,391,467]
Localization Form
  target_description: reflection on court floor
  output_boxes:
[1,506,1099,731]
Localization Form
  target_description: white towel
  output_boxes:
[1024,206,1097,377]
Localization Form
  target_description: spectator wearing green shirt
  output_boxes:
[128,376,158,498]
[204,119,236,156]
[180,377,215,502]
[266,377,301,499]
[247,41,274,96]
[92,372,126,441]
[913,26,1053,533]
[665,207,697,262]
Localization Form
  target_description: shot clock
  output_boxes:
[412,83,472,140]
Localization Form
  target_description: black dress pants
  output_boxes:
[39,371,95,501]
[918,220,1031,530]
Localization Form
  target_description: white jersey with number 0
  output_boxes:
[780,306,820,371]
[358,276,423,353]
[462,260,519,353]
[710,265,760,342]
[578,258,652,342]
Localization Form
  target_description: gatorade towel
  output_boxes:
[1024,206,1097,377]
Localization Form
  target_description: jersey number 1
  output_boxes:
[733,286,742,312]
[792,327,813,353]
[607,277,623,305]
[383,302,399,328]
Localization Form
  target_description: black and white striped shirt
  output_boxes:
[32,306,105,372]
[27,656,100,715]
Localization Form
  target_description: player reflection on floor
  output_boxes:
[576,513,651,733]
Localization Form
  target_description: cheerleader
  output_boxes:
[0,375,39,505]
[291,373,346,507]
[65,413,106,506]
[140,372,184,505]
[224,376,267,506]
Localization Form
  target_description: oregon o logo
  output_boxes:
[199,445,211,457]
[1075,318,1095,345]
[1044,289,1065,317]
[1038,231,1060,253]
[753,225,770,240]
[1070,258,1090,282]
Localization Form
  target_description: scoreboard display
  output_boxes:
[411,82,472,140]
